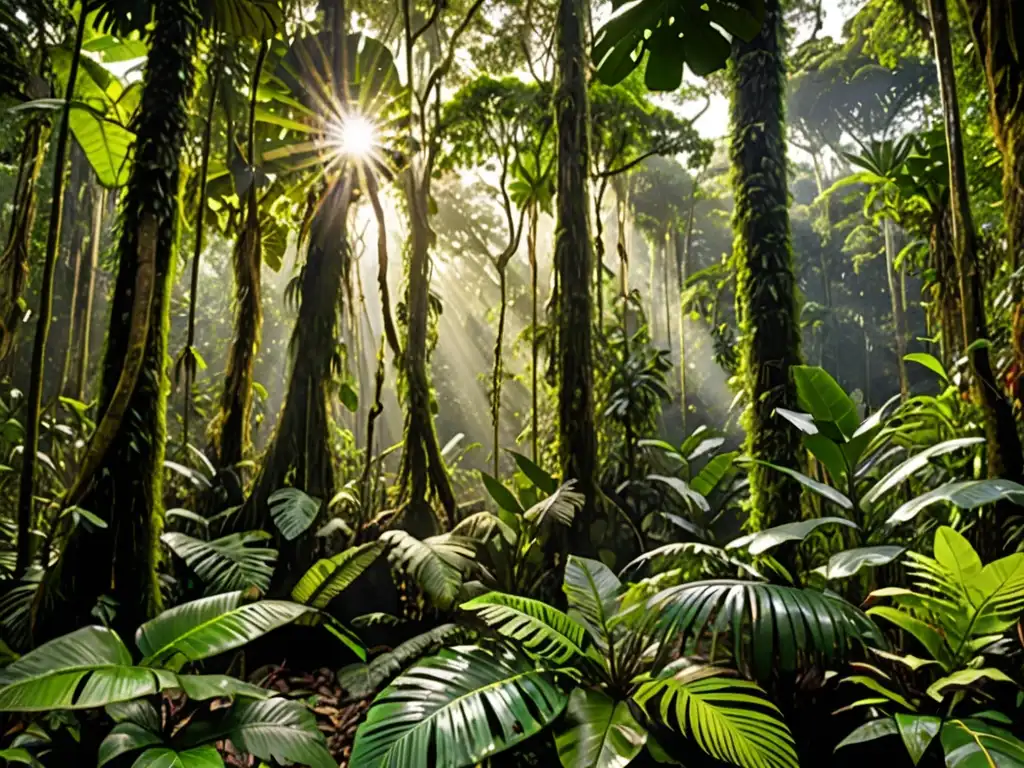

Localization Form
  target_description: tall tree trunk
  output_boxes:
[213,43,267,470]
[59,143,91,398]
[15,9,87,580]
[884,217,910,398]
[492,266,507,477]
[555,0,598,549]
[42,0,199,637]
[678,193,697,434]
[662,225,672,350]
[77,186,106,401]
[928,0,1024,527]
[529,205,540,461]
[731,0,804,531]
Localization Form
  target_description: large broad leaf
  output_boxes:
[862,437,986,509]
[834,718,899,751]
[291,540,384,609]
[524,481,585,527]
[267,488,321,541]
[71,107,134,188]
[895,713,941,765]
[727,517,857,556]
[0,626,159,711]
[460,592,586,663]
[350,645,568,768]
[649,474,711,513]
[161,531,277,595]
[647,581,883,681]
[750,461,853,510]
[136,592,313,670]
[337,624,471,701]
[201,698,334,768]
[905,353,949,382]
[131,747,223,768]
[925,668,1015,703]
[691,451,739,497]
[886,479,1024,525]
[480,471,526,516]
[380,530,476,611]
[204,0,284,39]
[814,546,905,580]
[556,689,647,768]
[508,450,558,495]
[564,556,622,649]
[793,366,860,439]
[633,664,798,768]
[940,718,1024,766]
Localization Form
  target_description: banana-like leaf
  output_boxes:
[380,530,476,610]
[633,664,798,768]
[0,748,44,767]
[748,460,853,510]
[564,556,621,649]
[0,626,160,711]
[162,531,277,595]
[649,475,711,513]
[349,645,568,768]
[136,592,313,670]
[886,479,1024,525]
[131,746,222,767]
[555,688,646,768]
[337,624,470,701]
[268,488,321,541]
[813,546,905,580]
[198,698,334,768]
[99,723,163,766]
[449,511,517,544]
[793,365,860,438]
[691,451,739,497]
[461,592,586,663]
[727,517,857,556]
[834,718,898,751]
[647,581,883,680]
[524,481,585,527]
[291,540,384,608]
[862,437,985,509]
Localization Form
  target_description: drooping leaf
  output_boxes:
[834,718,898,751]
[649,474,711,513]
[524,481,585,528]
[161,531,277,595]
[886,479,1024,525]
[99,723,163,767]
[727,517,858,556]
[349,646,568,768]
[555,689,647,768]
[460,592,586,663]
[904,353,948,382]
[862,438,986,509]
[749,460,853,510]
[814,546,905,580]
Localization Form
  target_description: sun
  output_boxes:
[334,114,377,158]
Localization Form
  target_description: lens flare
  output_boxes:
[335,114,377,158]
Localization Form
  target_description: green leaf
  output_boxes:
[0,626,158,711]
[862,438,986,509]
[380,531,476,611]
[350,646,568,767]
[70,108,134,188]
[749,460,853,509]
[563,556,621,649]
[161,531,277,595]
[460,592,586,663]
[291,541,384,609]
[556,689,647,768]
[691,451,739,496]
[507,450,558,494]
[835,718,898,751]
[887,479,1024,525]
[171,674,271,702]
[0,748,45,767]
[866,607,951,668]
[480,471,526,516]
[940,718,1024,767]
[932,527,982,587]
[524,482,585,528]
[207,698,334,768]
[793,365,859,438]
[814,546,905,580]
[925,668,1016,702]
[267,488,321,541]
[99,723,163,767]
[905,353,949,382]
[895,714,941,765]
[130,747,223,768]
[136,592,313,670]
[633,666,798,768]
[649,474,710,513]
[339,381,358,413]
[727,517,857,556]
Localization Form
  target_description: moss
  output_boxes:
[43,0,199,639]
[729,0,804,532]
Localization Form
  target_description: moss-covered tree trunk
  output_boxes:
[233,184,348,582]
[731,0,804,531]
[555,0,598,551]
[212,44,267,470]
[41,0,199,638]
[928,0,1024,533]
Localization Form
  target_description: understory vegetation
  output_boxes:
[0,0,1023,766]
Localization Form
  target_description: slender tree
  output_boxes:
[927,0,1024,525]
[731,0,804,531]
[554,0,598,550]
[41,0,200,636]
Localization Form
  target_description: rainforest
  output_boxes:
[0,0,1022,765]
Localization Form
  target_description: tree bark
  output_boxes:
[42,0,199,638]
[883,217,910,399]
[77,185,106,402]
[555,0,598,551]
[731,0,804,531]
[929,0,1024,537]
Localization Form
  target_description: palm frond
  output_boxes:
[380,531,477,610]
[647,581,883,680]
[162,531,277,595]
[460,592,586,662]
[291,541,384,609]
[349,645,568,767]
[524,481,584,528]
